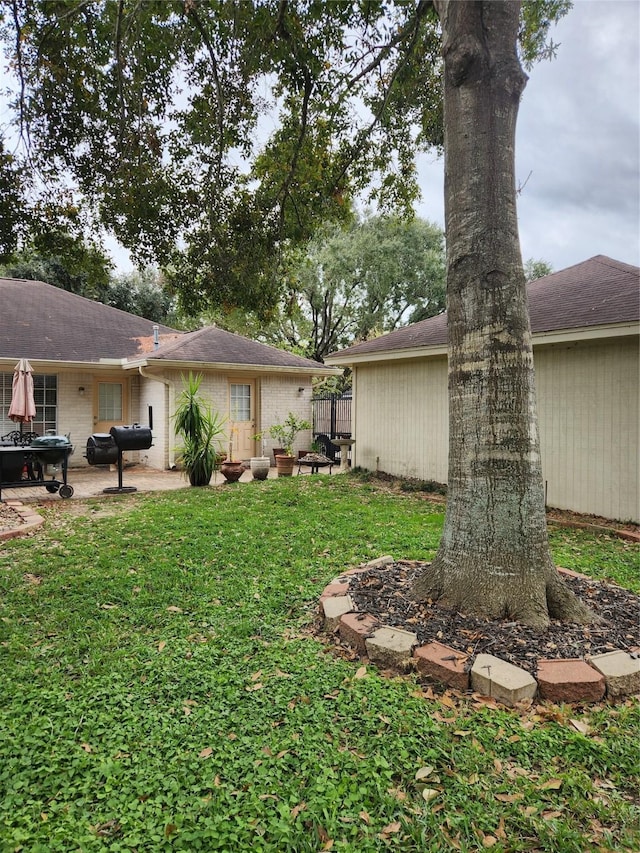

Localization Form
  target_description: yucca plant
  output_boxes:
[174,373,226,486]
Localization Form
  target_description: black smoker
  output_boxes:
[85,424,152,494]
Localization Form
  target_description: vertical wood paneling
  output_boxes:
[535,337,638,521]
[352,336,638,522]
[354,358,448,483]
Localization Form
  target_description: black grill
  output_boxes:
[86,433,119,466]
[109,424,153,451]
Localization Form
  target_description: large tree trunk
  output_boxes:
[413,1,593,628]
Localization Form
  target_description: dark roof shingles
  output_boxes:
[0,277,328,371]
[0,278,179,361]
[331,255,639,359]
[148,325,326,370]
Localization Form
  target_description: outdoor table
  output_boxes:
[297,453,334,475]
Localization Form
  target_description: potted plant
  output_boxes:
[174,373,226,487]
[249,438,270,481]
[220,428,245,483]
[260,413,311,477]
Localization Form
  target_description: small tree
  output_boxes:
[261,413,311,457]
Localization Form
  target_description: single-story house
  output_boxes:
[0,278,337,468]
[325,256,639,522]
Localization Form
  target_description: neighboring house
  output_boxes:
[0,278,337,468]
[325,256,639,522]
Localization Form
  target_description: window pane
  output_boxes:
[0,372,58,436]
[99,383,123,421]
[230,384,251,421]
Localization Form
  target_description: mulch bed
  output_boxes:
[345,561,640,675]
[0,502,23,533]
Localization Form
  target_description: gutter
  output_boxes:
[138,366,177,469]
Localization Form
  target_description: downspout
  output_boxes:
[138,366,177,469]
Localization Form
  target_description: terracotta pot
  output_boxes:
[275,454,295,477]
[220,461,244,483]
[250,456,270,480]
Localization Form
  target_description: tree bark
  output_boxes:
[413,1,593,628]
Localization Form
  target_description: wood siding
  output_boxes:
[353,357,449,484]
[535,337,638,522]
[352,336,638,522]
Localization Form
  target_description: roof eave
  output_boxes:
[125,357,339,376]
[325,344,448,367]
[325,322,639,366]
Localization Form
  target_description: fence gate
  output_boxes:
[312,393,352,460]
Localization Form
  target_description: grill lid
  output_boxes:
[30,435,72,448]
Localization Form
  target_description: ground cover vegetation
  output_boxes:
[0,478,638,852]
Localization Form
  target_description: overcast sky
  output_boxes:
[416,0,640,273]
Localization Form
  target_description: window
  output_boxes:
[0,372,58,436]
[98,382,123,422]
[230,383,251,421]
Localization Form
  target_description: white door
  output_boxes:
[229,381,255,461]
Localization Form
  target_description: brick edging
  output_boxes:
[0,500,44,540]
[319,557,640,705]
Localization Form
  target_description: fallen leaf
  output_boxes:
[495,793,524,803]
[415,766,435,781]
[199,747,213,758]
[380,821,402,836]
[81,743,93,753]
[422,788,440,803]
[540,778,563,790]
[569,718,590,735]
[291,802,307,818]
[354,666,368,679]
[164,823,178,838]
[157,640,166,652]
[166,606,183,613]
[482,835,498,847]
[359,810,371,824]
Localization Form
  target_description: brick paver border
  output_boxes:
[319,557,640,706]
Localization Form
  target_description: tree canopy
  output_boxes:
[207,214,445,362]
[0,0,567,314]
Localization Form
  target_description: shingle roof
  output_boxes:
[145,325,332,372]
[0,277,334,373]
[328,255,639,360]
[0,278,181,361]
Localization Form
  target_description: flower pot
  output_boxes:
[250,456,270,481]
[220,461,244,483]
[275,454,295,477]
[188,468,213,487]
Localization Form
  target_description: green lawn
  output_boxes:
[0,476,638,852]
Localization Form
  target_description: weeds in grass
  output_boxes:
[0,478,637,851]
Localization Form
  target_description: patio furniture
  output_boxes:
[297,452,334,475]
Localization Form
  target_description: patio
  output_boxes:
[1,461,328,502]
